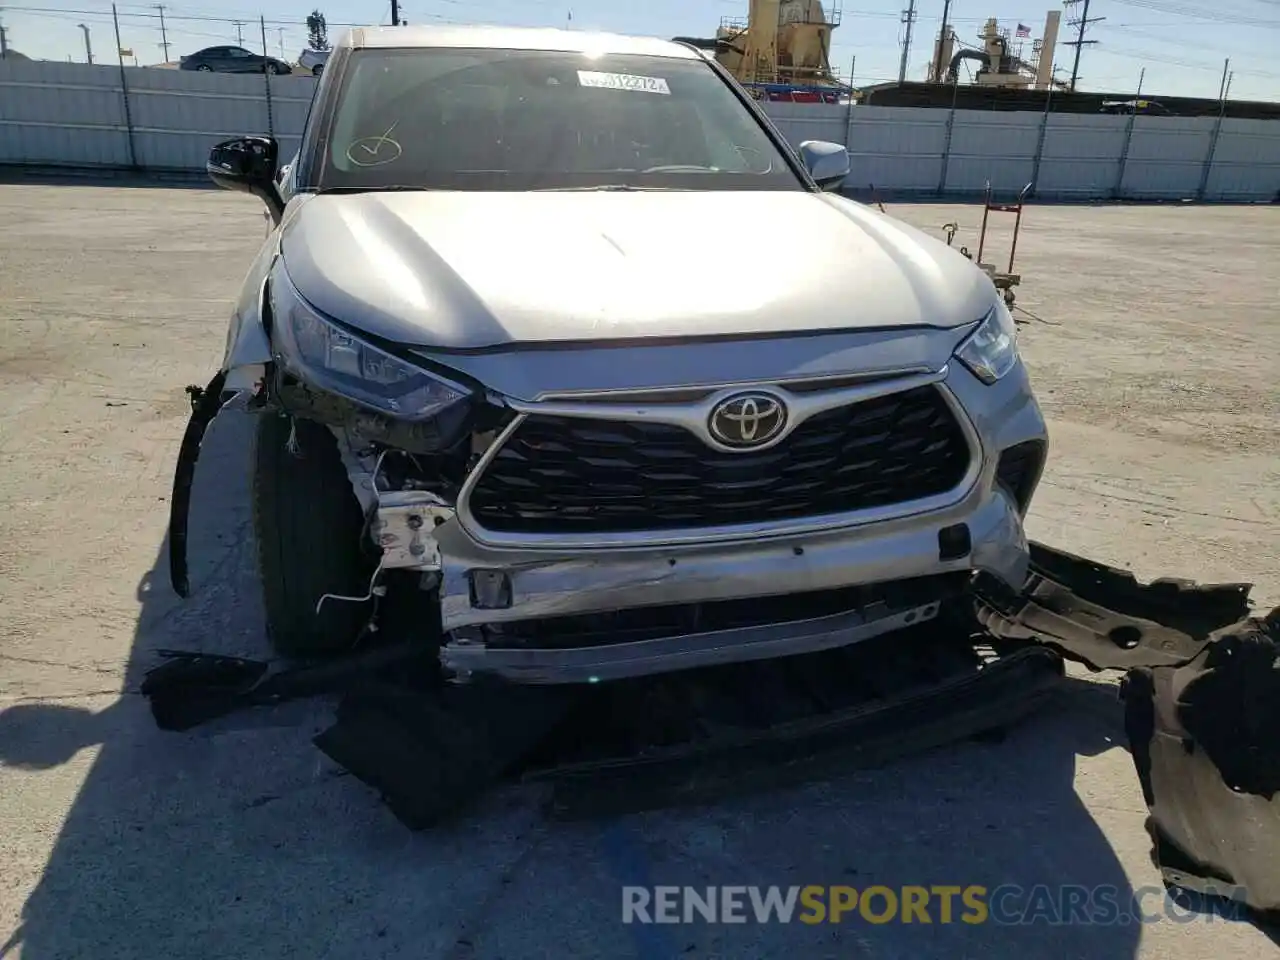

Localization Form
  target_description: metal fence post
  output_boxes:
[111,3,139,169]
[843,55,856,155]
[1029,85,1053,200]
[1197,66,1232,201]
[1114,117,1137,199]
[935,80,959,196]
[1113,69,1144,199]
[1196,115,1226,202]
[260,16,275,137]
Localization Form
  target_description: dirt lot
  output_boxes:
[0,183,1276,960]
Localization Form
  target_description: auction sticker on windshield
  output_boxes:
[577,70,671,95]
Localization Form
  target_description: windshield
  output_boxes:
[316,47,804,192]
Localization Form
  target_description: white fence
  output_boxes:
[765,102,1280,201]
[3,58,1279,202]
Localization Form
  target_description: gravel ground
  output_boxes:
[0,183,1276,960]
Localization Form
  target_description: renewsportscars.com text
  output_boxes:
[621,884,1250,926]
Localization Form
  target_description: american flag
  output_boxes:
[1015,23,1031,38]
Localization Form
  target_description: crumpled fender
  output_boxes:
[221,236,277,390]
[221,194,314,391]
[170,198,316,595]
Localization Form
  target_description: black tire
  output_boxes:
[196,64,213,72]
[312,64,324,77]
[253,414,376,658]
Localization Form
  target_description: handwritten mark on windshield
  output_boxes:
[346,122,403,167]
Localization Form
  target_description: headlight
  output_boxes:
[955,300,1019,384]
[271,276,470,422]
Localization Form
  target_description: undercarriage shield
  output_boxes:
[975,542,1252,670]
[1122,608,1280,918]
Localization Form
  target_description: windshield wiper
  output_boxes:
[316,184,690,195]
[532,185,687,192]
[315,185,433,194]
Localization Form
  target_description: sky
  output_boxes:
[2,0,1278,101]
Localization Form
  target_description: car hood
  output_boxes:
[279,190,996,350]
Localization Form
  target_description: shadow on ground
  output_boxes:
[0,409,1194,959]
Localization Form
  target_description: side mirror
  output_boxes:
[798,140,850,192]
[207,135,285,225]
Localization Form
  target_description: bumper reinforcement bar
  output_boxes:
[440,599,944,684]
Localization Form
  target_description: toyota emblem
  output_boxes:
[708,392,788,449]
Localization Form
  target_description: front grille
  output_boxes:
[467,385,972,535]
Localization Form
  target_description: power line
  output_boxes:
[1108,23,1279,66]
[1108,0,1280,28]
[1063,0,1105,91]
[0,3,498,29]
[1092,43,1280,81]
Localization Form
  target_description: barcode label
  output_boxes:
[576,70,672,95]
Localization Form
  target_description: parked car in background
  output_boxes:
[1101,98,1173,116]
[179,45,292,74]
[299,47,331,76]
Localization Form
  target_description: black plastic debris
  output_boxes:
[532,634,1064,820]
[141,651,269,731]
[140,642,424,732]
[314,683,579,830]
[975,542,1253,670]
[1122,606,1280,918]
[143,533,1280,926]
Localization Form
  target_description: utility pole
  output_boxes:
[233,20,246,45]
[897,0,916,84]
[277,26,285,58]
[1063,0,1103,92]
[79,22,94,63]
[0,9,8,59]
[390,0,400,26]
[154,4,169,62]
[932,0,951,83]
[1216,57,1230,101]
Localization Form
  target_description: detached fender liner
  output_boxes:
[974,542,1253,671]
[168,372,230,598]
[1121,608,1280,918]
[976,541,1279,918]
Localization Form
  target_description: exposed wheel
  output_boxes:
[271,63,287,75]
[196,64,213,72]
[312,64,324,77]
[252,414,376,658]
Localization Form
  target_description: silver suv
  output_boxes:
[199,26,1048,684]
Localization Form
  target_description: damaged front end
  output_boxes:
[174,258,1044,684]
[163,266,1279,927]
